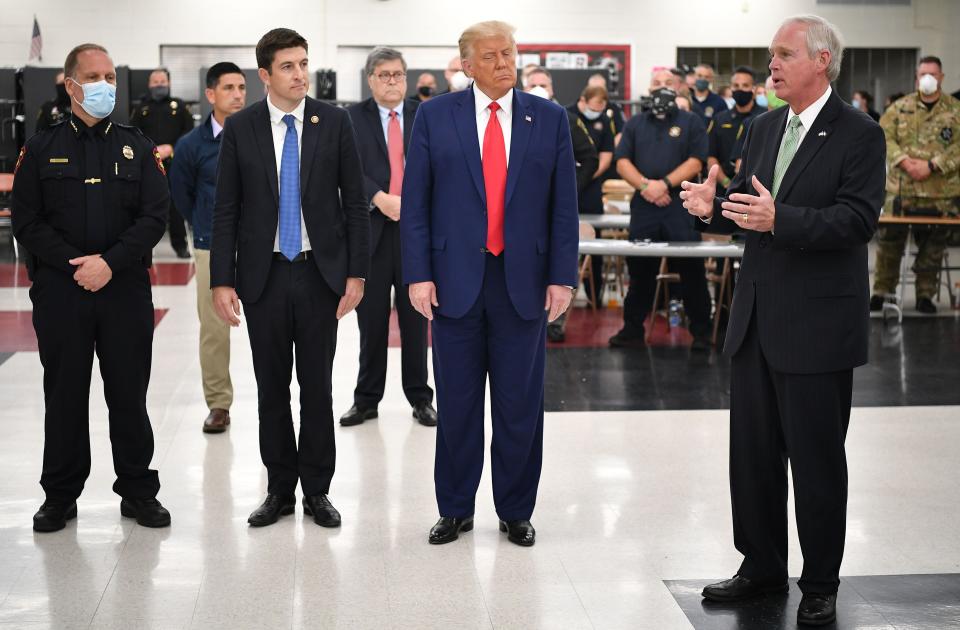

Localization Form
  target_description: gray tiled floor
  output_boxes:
[0,250,958,629]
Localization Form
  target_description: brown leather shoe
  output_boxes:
[202,408,231,433]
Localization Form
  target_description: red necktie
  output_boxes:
[482,102,507,256]
[387,110,404,196]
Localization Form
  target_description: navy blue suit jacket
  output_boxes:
[401,87,579,321]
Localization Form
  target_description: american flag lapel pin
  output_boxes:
[525,115,532,123]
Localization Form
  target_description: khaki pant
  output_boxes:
[194,248,233,410]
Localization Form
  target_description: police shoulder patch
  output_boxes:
[153,148,166,175]
[14,146,25,175]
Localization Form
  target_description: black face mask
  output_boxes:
[55,83,69,105]
[650,87,678,119]
[149,85,170,101]
[418,85,434,97]
[694,78,710,92]
[732,90,754,107]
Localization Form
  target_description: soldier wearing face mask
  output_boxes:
[690,63,730,123]
[707,66,767,193]
[609,69,713,351]
[871,55,960,314]
[35,72,72,134]
[129,67,195,258]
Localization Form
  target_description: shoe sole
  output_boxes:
[701,583,790,602]
[247,504,295,527]
[33,504,78,533]
[120,502,172,528]
[499,521,535,547]
[302,503,342,528]
[202,425,229,434]
[797,613,836,627]
[429,520,474,544]
[339,410,378,427]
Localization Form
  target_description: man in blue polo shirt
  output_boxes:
[169,62,247,433]
[609,68,713,351]
[691,63,730,124]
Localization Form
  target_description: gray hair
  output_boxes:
[365,47,406,76]
[782,14,844,82]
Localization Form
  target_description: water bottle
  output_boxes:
[668,300,681,328]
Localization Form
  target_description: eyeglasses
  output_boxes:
[374,71,406,83]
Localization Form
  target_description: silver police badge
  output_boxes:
[669,126,682,138]
[122,145,134,160]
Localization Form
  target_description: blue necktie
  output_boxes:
[278,114,301,261]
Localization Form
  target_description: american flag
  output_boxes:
[28,16,42,62]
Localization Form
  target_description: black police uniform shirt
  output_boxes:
[568,104,616,155]
[129,95,194,159]
[691,90,729,123]
[708,103,767,178]
[36,99,72,134]
[614,109,708,210]
[568,103,617,212]
[12,115,170,277]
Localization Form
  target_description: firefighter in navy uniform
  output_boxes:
[129,67,195,258]
[11,44,171,533]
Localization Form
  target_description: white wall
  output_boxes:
[2,0,958,100]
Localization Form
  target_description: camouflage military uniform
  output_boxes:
[873,92,960,299]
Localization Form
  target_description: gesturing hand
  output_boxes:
[409,281,438,321]
[680,164,719,219]
[719,175,776,233]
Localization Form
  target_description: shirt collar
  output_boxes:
[789,85,832,132]
[266,96,306,125]
[210,114,223,138]
[376,101,404,121]
[70,114,112,138]
[473,83,513,118]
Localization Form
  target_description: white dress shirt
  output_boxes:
[266,96,311,252]
[473,83,513,167]
[786,85,832,148]
[210,114,223,139]
[377,101,404,147]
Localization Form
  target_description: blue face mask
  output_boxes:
[70,78,116,119]
[755,94,769,108]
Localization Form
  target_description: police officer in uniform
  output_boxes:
[609,69,712,351]
[690,63,730,124]
[707,66,766,194]
[872,56,960,314]
[35,72,72,134]
[130,67,194,258]
[12,44,171,532]
[587,73,625,141]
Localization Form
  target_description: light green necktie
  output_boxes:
[772,115,803,198]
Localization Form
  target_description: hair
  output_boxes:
[206,62,243,89]
[526,65,552,81]
[365,47,407,76]
[581,85,608,102]
[853,89,873,106]
[781,15,845,82]
[256,28,308,72]
[732,65,756,82]
[150,67,171,81]
[918,55,942,70]
[63,43,108,79]
[588,72,607,84]
[458,20,516,60]
[695,63,715,72]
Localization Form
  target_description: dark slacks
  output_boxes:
[431,254,546,521]
[623,203,711,337]
[354,221,432,407]
[31,265,160,502]
[244,257,339,496]
[730,306,852,595]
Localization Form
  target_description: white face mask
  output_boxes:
[527,86,549,100]
[918,73,939,96]
[582,106,603,120]
[449,71,470,92]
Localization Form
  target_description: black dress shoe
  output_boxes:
[546,323,565,342]
[869,294,885,312]
[609,329,645,348]
[701,574,789,602]
[798,593,837,626]
[120,497,171,528]
[302,494,341,528]
[916,297,937,314]
[174,245,191,259]
[428,516,474,544]
[33,500,77,533]
[499,519,536,546]
[339,404,378,427]
[247,494,295,527]
[412,401,438,427]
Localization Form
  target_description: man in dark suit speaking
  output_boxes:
[211,28,369,528]
[402,21,579,547]
[681,15,885,626]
